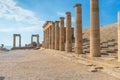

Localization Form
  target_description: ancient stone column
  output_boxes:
[43,31,45,48]
[31,36,33,44]
[90,0,100,57]
[45,30,47,48]
[19,35,21,47]
[51,22,55,49]
[59,17,65,51]
[13,35,15,48]
[46,29,49,49]
[74,4,83,55]
[118,12,120,62]
[44,30,46,48]
[46,29,48,49]
[37,35,40,48]
[49,27,51,49]
[55,21,60,50]
[66,12,72,52]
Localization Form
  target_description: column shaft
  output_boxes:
[43,31,45,48]
[51,23,55,49]
[59,17,65,51]
[49,27,51,49]
[19,36,21,47]
[45,30,47,48]
[47,29,49,49]
[66,12,72,52]
[13,35,15,48]
[90,0,100,57]
[74,4,83,55]
[55,21,60,50]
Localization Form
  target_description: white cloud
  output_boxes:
[57,12,65,17]
[0,0,44,32]
[0,25,44,33]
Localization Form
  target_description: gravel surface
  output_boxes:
[0,49,118,80]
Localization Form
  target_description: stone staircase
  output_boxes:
[82,38,118,57]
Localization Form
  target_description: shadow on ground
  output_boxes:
[0,77,5,80]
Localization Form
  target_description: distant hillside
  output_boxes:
[83,23,118,42]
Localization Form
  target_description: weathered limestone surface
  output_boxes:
[59,17,65,51]
[66,12,72,52]
[55,21,60,50]
[90,0,100,57]
[74,4,83,55]
[118,12,120,62]
[45,30,47,48]
[51,22,55,49]
[43,21,53,49]
[47,29,49,49]
[49,27,52,49]
[43,31,45,48]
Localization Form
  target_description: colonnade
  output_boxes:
[42,0,120,63]
[43,0,100,58]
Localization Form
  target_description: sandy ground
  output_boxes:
[0,49,118,80]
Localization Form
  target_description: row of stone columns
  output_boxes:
[43,0,100,57]
[43,0,120,62]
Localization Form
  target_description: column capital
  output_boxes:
[74,4,81,8]
[55,21,60,23]
[66,12,71,15]
[60,17,65,20]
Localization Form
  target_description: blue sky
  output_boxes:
[0,0,120,47]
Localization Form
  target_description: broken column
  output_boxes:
[55,21,60,50]
[59,17,65,51]
[74,4,83,55]
[118,11,120,62]
[66,12,72,52]
[90,0,100,57]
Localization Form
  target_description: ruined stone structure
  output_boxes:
[49,26,52,49]
[31,34,40,48]
[74,4,83,55]
[42,20,75,51]
[13,34,21,48]
[90,0,100,57]
[59,17,65,51]
[118,12,120,62]
[66,12,72,52]
[43,21,53,49]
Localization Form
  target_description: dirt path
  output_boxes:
[0,49,118,80]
